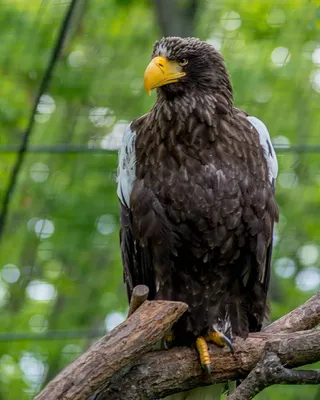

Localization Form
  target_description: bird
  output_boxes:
[117,36,279,399]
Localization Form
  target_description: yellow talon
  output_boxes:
[195,330,234,375]
[207,330,234,353]
[196,336,211,374]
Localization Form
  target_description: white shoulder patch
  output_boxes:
[247,116,278,185]
[116,123,136,208]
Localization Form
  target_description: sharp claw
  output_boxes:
[196,330,234,375]
[210,328,234,353]
[222,334,234,353]
[203,363,211,375]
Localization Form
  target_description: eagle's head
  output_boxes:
[144,36,232,99]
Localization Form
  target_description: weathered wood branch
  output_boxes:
[225,291,320,400]
[96,329,320,399]
[226,352,320,400]
[127,284,149,317]
[264,292,320,333]
[35,300,187,400]
[36,292,320,400]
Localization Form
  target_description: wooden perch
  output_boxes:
[263,292,320,333]
[95,329,320,399]
[36,292,320,400]
[35,300,187,400]
[226,352,320,400]
[127,284,149,317]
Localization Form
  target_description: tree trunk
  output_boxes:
[152,0,200,37]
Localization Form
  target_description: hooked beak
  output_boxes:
[144,56,186,95]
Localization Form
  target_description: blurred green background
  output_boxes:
[0,0,319,399]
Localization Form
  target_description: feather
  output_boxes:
[117,123,136,208]
[119,203,156,301]
[247,116,278,183]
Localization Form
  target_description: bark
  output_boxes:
[127,285,150,317]
[95,329,320,399]
[35,292,320,400]
[226,352,320,400]
[35,300,187,400]
[263,292,320,333]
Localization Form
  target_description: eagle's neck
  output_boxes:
[133,90,234,175]
[152,88,233,129]
[133,87,234,172]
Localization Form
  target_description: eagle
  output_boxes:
[117,37,278,399]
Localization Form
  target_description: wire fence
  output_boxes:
[0,1,319,399]
[2,144,320,154]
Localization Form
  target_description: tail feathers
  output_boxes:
[163,383,224,400]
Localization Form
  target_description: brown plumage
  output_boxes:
[118,37,278,346]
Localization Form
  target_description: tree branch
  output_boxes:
[94,329,320,399]
[127,284,149,317]
[34,300,187,400]
[36,292,320,400]
[263,292,320,333]
[226,352,320,400]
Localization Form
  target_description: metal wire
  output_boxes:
[0,0,79,245]
[0,329,106,342]
[0,145,114,154]
[0,144,318,154]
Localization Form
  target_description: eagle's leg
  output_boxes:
[206,328,234,353]
[196,336,211,374]
[163,333,175,349]
[196,330,234,375]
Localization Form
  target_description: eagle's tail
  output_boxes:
[163,383,225,400]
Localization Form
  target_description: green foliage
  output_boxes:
[0,1,319,399]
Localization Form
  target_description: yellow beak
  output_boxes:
[144,56,186,95]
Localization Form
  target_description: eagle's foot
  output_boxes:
[196,330,234,375]
[196,336,211,374]
[207,328,234,353]
[163,333,175,350]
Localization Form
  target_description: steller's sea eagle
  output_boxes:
[117,37,279,399]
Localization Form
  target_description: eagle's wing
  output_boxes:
[117,124,156,301]
[246,116,278,329]
[247,116,278,189]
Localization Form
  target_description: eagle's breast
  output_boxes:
[128,101,277,269]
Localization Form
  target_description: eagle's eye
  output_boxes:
[179,58,188,67]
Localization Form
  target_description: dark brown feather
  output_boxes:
[120,203,156,301]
